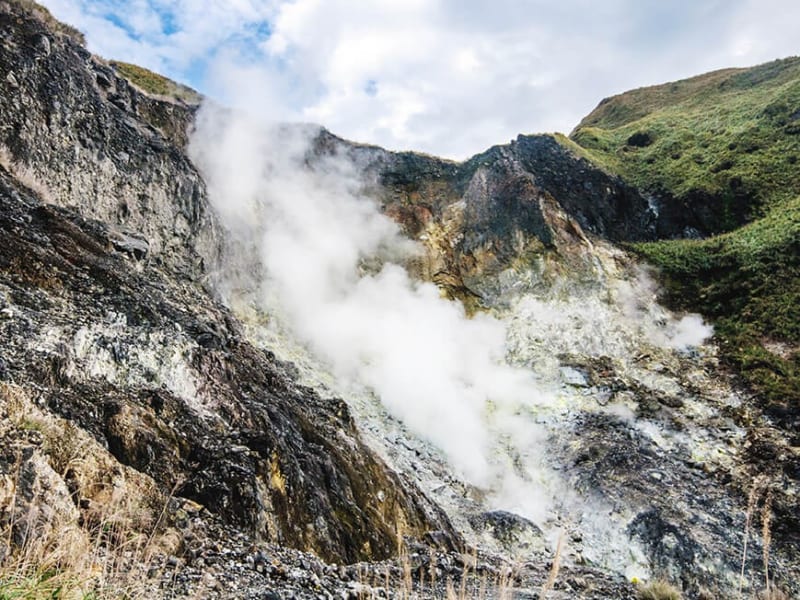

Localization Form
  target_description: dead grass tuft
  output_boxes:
[739,475,785,599]
[8,0,86,44]
[0,144,54,203]
[638,579,683,600]
[0,383,177,599]
[757,588,791,600]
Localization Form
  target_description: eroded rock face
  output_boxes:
[2,3,798,599]
[0,1,217,276]
[0,169,457,563]
[307,130,657,306]
[297,133,799,597]
[0,0,458,566]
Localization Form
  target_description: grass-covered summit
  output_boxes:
[570,57,800,423]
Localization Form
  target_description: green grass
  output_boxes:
[0,571,77,600]
[111,61,201,104]
[572,57,800,230]
[632,197,800,415]
[570,57,800,418]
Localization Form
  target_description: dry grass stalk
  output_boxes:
[428,546,437,592]
[445,577,457,600]
[757,588,790,600]
[496,564,514,600]
[737,475,782,600]
[458,548,476,600]
[761,489,773,596]
[539,529,564,598]
[739,475,767,598]
[0,383,176,599]
[0,472,173,599]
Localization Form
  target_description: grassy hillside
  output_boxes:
[572,58,800,223]
[570,58,800,419]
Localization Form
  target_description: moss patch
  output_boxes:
[111,61,202,104]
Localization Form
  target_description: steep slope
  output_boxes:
[570,58,800,434]
[312,130,658,307]
[572,57,800,231]
[2,1,799,598]
[0,1,457,591]
[293,67,800,598]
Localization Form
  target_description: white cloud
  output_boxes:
[38,0,800,158]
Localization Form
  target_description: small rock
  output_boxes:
[560,366,589,387]
[37,34,50,56]
[201,572,218,590]
[110,232,149,260]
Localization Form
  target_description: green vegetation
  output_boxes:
[570,57,800,414]
[635,198,800,416]
[111,61,202,104]
[0,571,83,600]
[572,58,800,228]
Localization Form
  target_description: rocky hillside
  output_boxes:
[570,58,800,454]
[1,1,798,599]
[0,2,458,596]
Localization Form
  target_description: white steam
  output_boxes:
[189,108,555,517]
[188,90,713,549]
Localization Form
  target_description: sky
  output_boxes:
[39,0,800,159]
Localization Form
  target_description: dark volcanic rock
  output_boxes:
[7,163,463,561]
[0,1,217,276]
[307,130,659,303]
[0,0,458,566]
[0,167,457,563]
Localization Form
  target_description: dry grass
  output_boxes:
[738,475,785,600]
[638,579,683,600]
[538,530,564,599]
[383,525,562,600]
[756,589,791,600]
[0,383,177,599]
[9,0,86,44]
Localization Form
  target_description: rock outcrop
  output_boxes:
[0,0,214,275]
[0,0,456,573]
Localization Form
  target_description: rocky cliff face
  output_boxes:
[1,2,798,599]
[0,3,215,276]
[0,0,457,580]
